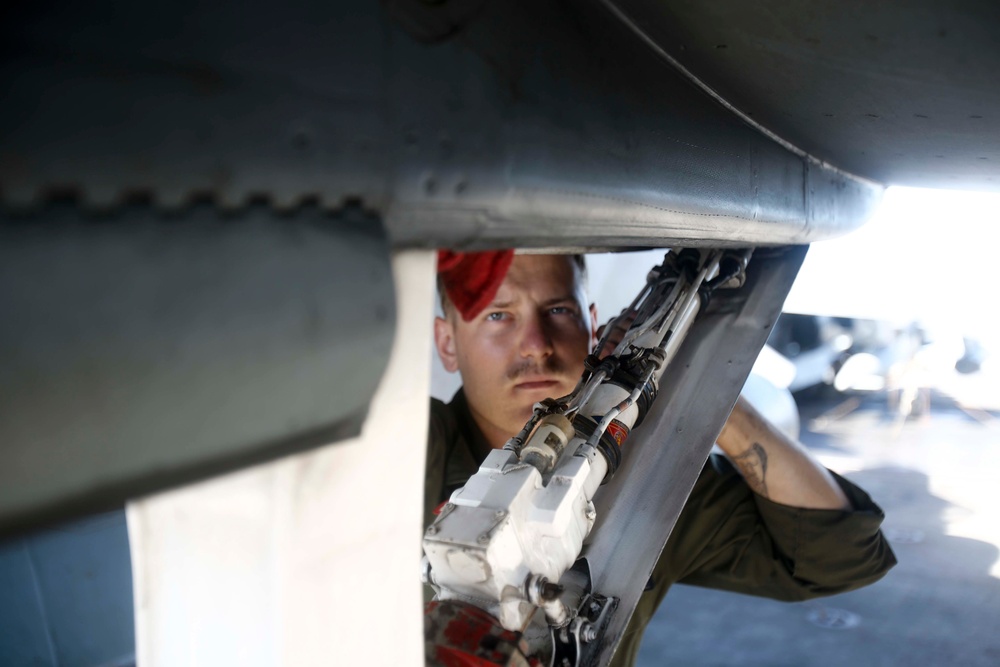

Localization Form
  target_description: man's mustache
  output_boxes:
[506,358,568,382]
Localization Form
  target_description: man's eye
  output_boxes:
[486,312,507,321]
[549,306,572,315]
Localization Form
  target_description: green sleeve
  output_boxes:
[666,455,896,600]
[612,454,896,667]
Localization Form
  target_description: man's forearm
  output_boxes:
[716,396,851,510]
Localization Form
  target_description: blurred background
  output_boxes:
[635,186,1000,666]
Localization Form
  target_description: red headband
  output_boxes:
[437,250,515,321]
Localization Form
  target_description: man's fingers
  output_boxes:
[597,310,640,359]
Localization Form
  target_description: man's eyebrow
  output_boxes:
[541,295,578,307]
[487,296,576,309]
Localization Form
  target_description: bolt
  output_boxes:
[581,623,597,643]
[477,534,490,544]
[541,582,563,601]
[426,525,437,535]
[526,574,549,604]
[494,510,506,518]
[444,503,455,512]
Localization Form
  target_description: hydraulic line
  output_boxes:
[575,250,722,468]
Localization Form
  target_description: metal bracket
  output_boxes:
[550,592,618,667]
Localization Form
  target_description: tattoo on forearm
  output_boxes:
[732,442,769,497]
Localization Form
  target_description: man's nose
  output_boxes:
[519,314,554,358]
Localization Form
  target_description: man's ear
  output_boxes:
[589,303,599,351]
[434,315,460,373]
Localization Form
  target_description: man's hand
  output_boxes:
[595,310,637,359]
[598,310,848,511]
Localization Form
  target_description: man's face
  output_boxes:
[435,254,598,448]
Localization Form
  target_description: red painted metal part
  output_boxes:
[424,600,540,667]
